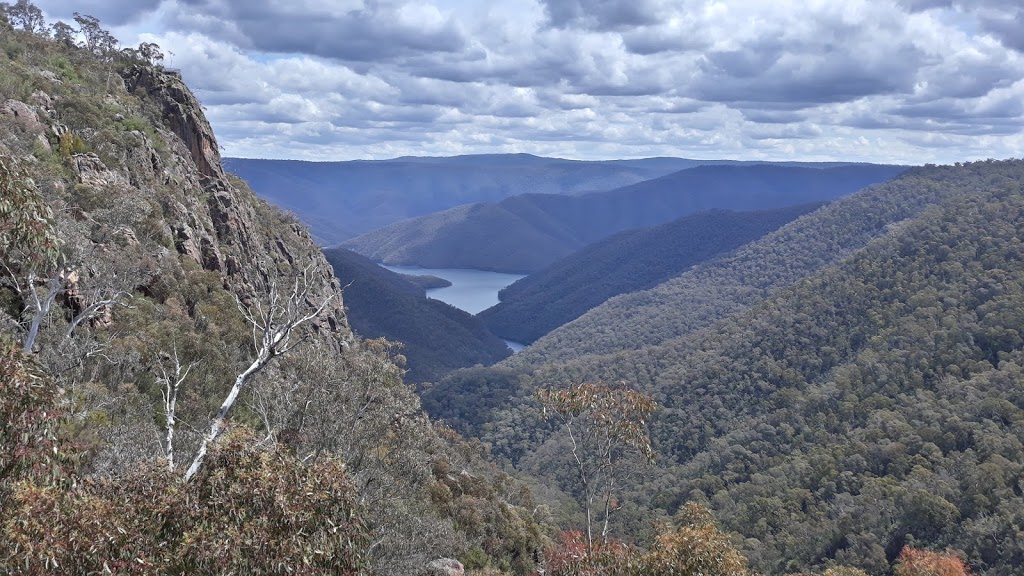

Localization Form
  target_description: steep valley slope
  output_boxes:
[504,164,986,367]
[323,247,511,382]
[6,11,1024,576]
[0,23,542,575]
[479,203,823,344]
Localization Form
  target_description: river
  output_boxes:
[382,265,529,352]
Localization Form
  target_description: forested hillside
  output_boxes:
[343,163,905,273]
[506,163,985,367]
[479,203,821,344]
[0,15,542,575]
[324,247,511,382]
[225,155,692,244]
[427,159,1024,575]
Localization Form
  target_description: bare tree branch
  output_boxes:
[157,345,196,471]
[184,265,334,481]
[5,258,131,355]
[63,291,131,341]
[22,272,62,354]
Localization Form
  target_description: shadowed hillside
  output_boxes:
[479,203,822,344]
[323,247,511,382]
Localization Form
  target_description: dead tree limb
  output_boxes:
[184,265,334,481]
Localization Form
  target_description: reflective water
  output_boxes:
[383,265,529,353]
[383,265,524,314]
[503,339,526,353]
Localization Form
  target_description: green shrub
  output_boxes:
[461,546,492,570]
[0,67,31,100]
[47,54,78,83]
[68,183,109,211]
[57,132,89,160]
[3,40,23,60]
[120,114,149,133]
[58,91,107,132]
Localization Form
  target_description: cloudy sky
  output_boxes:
[32,0,1024,163]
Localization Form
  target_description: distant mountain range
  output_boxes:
[226,154,698,244]
[226,155,901,246]
[478,203,823,344]
[342,163,907,273]
[322,247,510,382]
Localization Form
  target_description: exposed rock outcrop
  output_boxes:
[30,89,53,112]
[121,65,224,182]
[424,558,465,576]
[0,99,45,134]
[72,153,128,189]
[117,65,349,342]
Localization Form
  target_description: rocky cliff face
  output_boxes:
[2,58,349,345]
[121,65,224,182]
[128,64,350,340]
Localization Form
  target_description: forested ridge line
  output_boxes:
[344,163,904,273]
[505,161,1003,368]
[479,203,822,344]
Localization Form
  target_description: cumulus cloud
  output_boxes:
[157,0,469,61]
[902,0,1024,52]
[973,5,1024,52]
[30,0,1024,163]
[38,0,161,25]
[540,0,663,30]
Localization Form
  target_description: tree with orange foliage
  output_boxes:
[894,547,972,576]
[640,503,750,576]
[542,504,750,576]
[543,530,639,576]
[537,382,657,550]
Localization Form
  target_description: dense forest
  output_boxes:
[479,203,822,344]
[342,163,905,273]
[324,247,511,382]
[506,163,990,368]
[427,159,1024,575]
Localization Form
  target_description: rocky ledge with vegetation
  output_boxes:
[0,6,543,574]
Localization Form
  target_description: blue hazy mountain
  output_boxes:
[225,154,698,244]
[478,203,823,343]
[342,163,907,273]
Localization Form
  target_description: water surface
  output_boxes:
[382,265,525,315]
[383,265,529,353]
[503,339,526,353]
